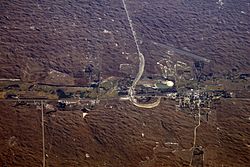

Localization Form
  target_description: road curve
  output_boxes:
[122,0,161,109]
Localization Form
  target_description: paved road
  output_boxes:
[122,0,161,108]
[152,41,211,63]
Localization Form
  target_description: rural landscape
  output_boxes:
[0,0,250,166]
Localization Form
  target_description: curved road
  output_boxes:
[122,0,161,109]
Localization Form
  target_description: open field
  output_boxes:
[0,99,249,166]
[1,0,250,82]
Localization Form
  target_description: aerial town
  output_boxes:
[0,0,250,167]
[1,51,249,166]
[0,52,249,111]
